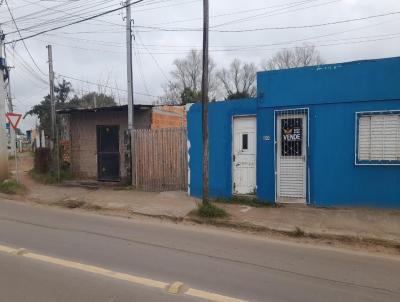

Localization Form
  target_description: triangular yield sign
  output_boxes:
[6,112,22,130]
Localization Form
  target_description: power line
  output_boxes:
[135,10,400,32]
[56,73,160,98]
[211,0,332,28]
[5,0,145,44]
[4,0,47,76]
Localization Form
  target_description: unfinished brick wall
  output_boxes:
[151,106,186,129]
[69,109,151,182]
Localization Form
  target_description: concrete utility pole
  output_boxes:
[126,0,135,185]
[6,66,18,182]
[6,66,16,156]
[0,29,9,181]
[47,45,60,181]
[201,0,210,204]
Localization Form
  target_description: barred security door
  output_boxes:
[277,112,307,203]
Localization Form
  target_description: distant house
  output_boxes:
[187,56,400,208]
[57,104,186,183]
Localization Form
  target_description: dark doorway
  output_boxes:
[97,125,120,181]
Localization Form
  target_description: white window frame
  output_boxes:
[355,110,400,166]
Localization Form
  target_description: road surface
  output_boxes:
[0,198,399,302]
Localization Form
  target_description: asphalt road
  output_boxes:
[0,199,399,302]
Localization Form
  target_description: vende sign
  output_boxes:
[6,112,22,130]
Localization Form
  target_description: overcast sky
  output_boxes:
[1,0,399,131]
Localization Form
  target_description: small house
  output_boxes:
[57,105,152,183]
[58,104,187,184]
[187,57,400,208]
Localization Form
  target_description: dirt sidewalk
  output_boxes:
[2,153,400,255]
[4,153,198,218]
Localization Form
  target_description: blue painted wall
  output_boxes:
[187,99,257,198]
[257,57,400,107]
[256,57,400,208]
[188,57,400,208]
[257,101,400,208]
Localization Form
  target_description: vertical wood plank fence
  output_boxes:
[133,128,188,191]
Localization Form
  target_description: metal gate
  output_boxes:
[276,109,308,203]
[133,128,187,191]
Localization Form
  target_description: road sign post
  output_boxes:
[6,112,22,183]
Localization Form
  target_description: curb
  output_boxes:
[2,195,400,253]
[184,216,400,252]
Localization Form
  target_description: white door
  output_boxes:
[233,116,257,195]
[277,114,307,203]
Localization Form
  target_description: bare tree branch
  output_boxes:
[261,44,324,71]
[162,49,218,104]
[217,59,257,100]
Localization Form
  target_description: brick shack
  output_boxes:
[58,105,153,183]
[57,104,186,183]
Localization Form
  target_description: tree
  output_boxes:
[68,92,116,108]
[262,44,324,71]
[162,49,218,104]
[25,79,72,134]
[217,59,257,100]
[26,80,117,133]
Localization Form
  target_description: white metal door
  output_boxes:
[233,116,257,195]
[277,114,307,203]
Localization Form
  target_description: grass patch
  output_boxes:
[29,169,73,184]
[197,202,229,219]
[214,196,272,208]
[113,185,135,191]
[290,227,306,238]
[0,179,27,195]
[55,199,86,209]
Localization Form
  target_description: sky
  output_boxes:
[0,0,399,131]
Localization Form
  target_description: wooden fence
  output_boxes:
[133,128,188,191]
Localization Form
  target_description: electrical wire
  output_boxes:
[56,73,160,98]
[4,0,47,76]
[5,0,144,44]
[135,10,400,32]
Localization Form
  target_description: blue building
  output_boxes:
[187,57,400,208]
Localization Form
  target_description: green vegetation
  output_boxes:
[55,199,86,209]
[291,227,306,238]
[0,180,27,195]
[29,169,73,184]
[197,203,228,219]
[214,196,272,208]
[113,185,135,191]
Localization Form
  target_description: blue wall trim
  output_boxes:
[257,56,400,108]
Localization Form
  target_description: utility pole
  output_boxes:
[201,0,210,204]
[6,66,18,182]
[126,0,135,185]
[6,65,16,156]
[0,29,9,181]
[47,45,60,181]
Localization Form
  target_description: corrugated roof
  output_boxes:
[56,104,153,114]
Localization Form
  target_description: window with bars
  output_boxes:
[357,112,400,164]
